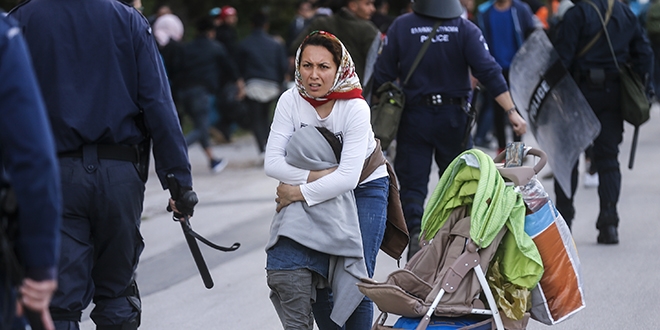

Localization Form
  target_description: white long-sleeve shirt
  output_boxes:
[265,88,388,206]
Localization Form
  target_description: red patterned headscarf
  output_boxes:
[294,31,363,107]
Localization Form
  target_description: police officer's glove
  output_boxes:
[175,188,198,217]
[165,174,198,219]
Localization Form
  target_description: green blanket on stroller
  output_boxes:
[420,149,543,289]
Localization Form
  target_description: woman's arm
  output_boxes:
[299,100,372,206]
[275,166,337,211]
[264,90,310,185]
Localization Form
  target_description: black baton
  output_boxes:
[166,174,214,289]
[24,308,45,330]
[628,125,639,169]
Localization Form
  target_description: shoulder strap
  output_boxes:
[578,0,615,57]
[402,20,443,87]
[582,0,620,69]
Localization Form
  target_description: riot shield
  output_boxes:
[509,30,601,198]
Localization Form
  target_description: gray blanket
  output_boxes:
[266,125,367,326]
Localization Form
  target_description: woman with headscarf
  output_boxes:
[264,31,390,329]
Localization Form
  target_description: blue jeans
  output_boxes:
[313,176,389,329]
[179,86,213,149]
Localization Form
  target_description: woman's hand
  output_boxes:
[275,183,304,212]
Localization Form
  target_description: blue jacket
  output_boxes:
[238,29,288,84]
[10,0,192,188]
[0,14,61,281]
[555,0,653,80]
[477,0,538,57]
[178,35,240,94]
[373,13,508,103]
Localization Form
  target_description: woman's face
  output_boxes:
[299,45,338,98]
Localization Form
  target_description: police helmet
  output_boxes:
[412,0,463,19]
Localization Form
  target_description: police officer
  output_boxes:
[553,0,652,244]
[0,13,61,330]
[372,0,527,259]
[9,0,195,329]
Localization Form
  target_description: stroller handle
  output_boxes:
[493,147,548,186]
[493,147,547,174]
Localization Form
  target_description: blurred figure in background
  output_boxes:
[152,13,184,100]
[178,16,243,173]
[238,10,288,157]
[287,0,315,51]
[477,0,540,153]
[371,0,395,33]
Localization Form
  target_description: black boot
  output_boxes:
[596,212,619,245]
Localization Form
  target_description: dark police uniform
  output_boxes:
[9,0,193,328]
[372,12,508,238]
[553,0,652,243]
[0,13,61,329]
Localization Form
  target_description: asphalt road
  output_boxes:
[79,105,660,329]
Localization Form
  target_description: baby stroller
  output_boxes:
[358,148,548,330]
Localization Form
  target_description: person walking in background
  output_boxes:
[266,31,390,329]
[477,0,540,153]
[8,0,196,328]
[461,0,477,22]
[152,13,185,110]
[0,13,61,330]
[371,0,395,33]
[238,10,288,157]
[552,0,652,244]
[286,0,315,51]
[210,5,244,142]
[178,16,244,174]
[153,13,184,77]
[373,0,527,259]
[213,5,240,60]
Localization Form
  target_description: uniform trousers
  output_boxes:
[394,104,471,231]
[51,152,144,329]
[179,86,213,150]
[0,277,28,329]
[554,78,623,227]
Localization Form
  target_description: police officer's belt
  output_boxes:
[418,94,467,107]
[58,144,138,162]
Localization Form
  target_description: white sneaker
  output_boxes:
[584,172,599,188]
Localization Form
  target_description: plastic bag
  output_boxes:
[486,259,531,321]
[524,200,585,325]
[515,176,549,213]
